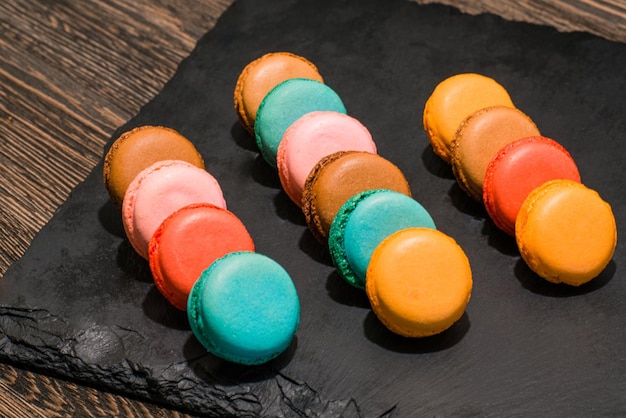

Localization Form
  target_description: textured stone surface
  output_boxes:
[1,0,625,415]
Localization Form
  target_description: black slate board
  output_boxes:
[1,0,625,416]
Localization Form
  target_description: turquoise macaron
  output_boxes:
[254,78,347,167]
[187,251,300,365]
[328,189,436,289]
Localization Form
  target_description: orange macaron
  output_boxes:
[366,228,472,337]
[515,179,617,286]
[423,73,515,163]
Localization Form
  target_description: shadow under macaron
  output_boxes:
[183,333,298,386]
[514,258,616,297]
[363,311,471,354]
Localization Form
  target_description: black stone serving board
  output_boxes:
[1,0,625,416]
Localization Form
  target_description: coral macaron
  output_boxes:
[515,179,617,286]
[148,203,255,311]
[483,136,581,235]
[234,52,324,134]
[277,111,377,207]
[366,228,472,338]
[187,251,300,365]
[122,160,226,259]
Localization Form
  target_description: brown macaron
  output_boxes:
[302,151,412,243]
[234,52,324,134]
[450,106,540,201]
[103,125,204,209]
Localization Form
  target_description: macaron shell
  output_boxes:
[234,52,324,134]
[451,106,540,201]
[328,189,436,289]
[483,136,581,235]
[277,111,377,206]
[103,126,205,210]
[148,203,255,311]
[122,160,226,259]
[187,252,300,365]
[254,78,347,167]
[366,228,472,338]
[515,179,616,286]
[423,73,514,163]
[302,151,412,243]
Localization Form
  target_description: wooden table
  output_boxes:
[1,0,624,415]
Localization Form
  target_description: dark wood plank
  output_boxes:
[1,0,625,415]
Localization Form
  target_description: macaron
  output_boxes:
[329,189,436,289]
[483,136,581,235]
[302,151,412,243]
[148,203,255,311]
[515,179,617,286]
[451,105,541,201]
[423,73,515,163]
[277,111,377,207]
[103,125,204,209]
[187,251,300,365]
[122,160,226,259]
[233,52,324,134]
[366,228,472,338]
[254,78,347,167]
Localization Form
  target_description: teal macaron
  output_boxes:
[254,78,347,167]
[187,251,300,365]
[329,189,436,289]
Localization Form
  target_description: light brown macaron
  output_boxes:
[302,151,412,244]
[234,52,324,134]
[450,106,540,201]
[103,125,204,209]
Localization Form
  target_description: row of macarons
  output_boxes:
[422,73,616,286]
[234,51,473,337]
[103,125,300,365]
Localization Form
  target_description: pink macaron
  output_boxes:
[277,111,377,206]
[122,160,226,259]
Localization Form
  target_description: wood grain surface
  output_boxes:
[0,0,624,415]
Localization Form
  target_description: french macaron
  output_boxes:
[329,189,436,289]
[515,179,617,286]
[103,125,204,209]
[366,228,472,338]
[254,78,347,167]
[122,160,226,260]
[187,251,300,365]
[423,73,515,163]
[277,111,377,207]
[451,105,541,201]
[148,203,255,311]
[302,151,412,244]
[233,52,324,134]
[483,136,581,235]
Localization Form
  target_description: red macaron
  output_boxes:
[148,203,255,310]
[483,136,581,236]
